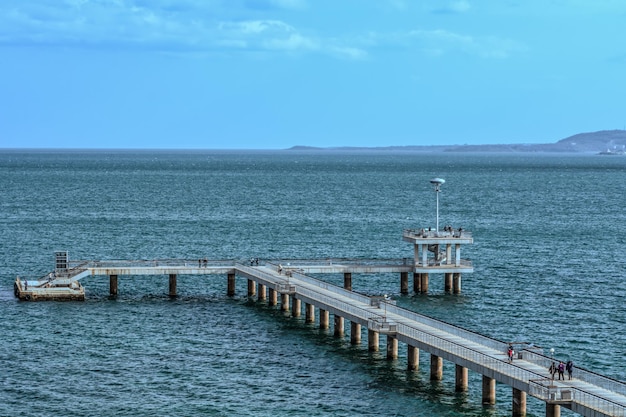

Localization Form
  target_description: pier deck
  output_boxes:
[14,258,626,417]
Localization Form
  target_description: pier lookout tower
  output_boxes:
[402,178,473,293]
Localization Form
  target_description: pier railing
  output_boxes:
[522,349,626,397]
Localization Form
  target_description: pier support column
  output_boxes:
[109,274,118,296]
[268,288,277,306]
[444,273,453,293]
[421,273,429,293]
[413,273,421,293]
[334,315,344,337]
[281,293,290,312]
[305,303,315,323]
[453,273,462,294]
[247,279,256,297]
[258,284,266,301]
[407,345,420,370]
[386,336,398,360]
[169,274,177,297]
[482,376,496,405]
[545,403,560,417]
[343,272,352,291]
[430,354,443,380]
[455,365,468,391]
[227,273,236,296]
[400,271,409,294]
[368,330,379,351]
[512,388,527,417]
[319,309,329,329]
[292,298,301,317]
[350,322,361,345]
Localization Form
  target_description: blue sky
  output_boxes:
[1,0,625,149]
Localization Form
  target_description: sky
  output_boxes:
[1,0,625,149]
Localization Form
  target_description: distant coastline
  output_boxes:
[289,129,626,154]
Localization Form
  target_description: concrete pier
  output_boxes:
[408,345,419,370]
[334,315,344,337]
[343,272,352,291]
[319,309,329,329]
[513,388,527,417]
[292,298,301,317]
[305,303,314,323]
[351,322,361,344]
[368,329,379,352]
[281,293,289,312]
[430,354,443,380]
[17,257,626,417]
[169,274,176,296]
[109,274,118,296]
[386,335,398,360]
[482,376,496,405]
[247,279,256,296]
[455,365,468,391]
[227,273,235,296]
[400,271,409,294]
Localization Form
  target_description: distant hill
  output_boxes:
[288,130,626,153]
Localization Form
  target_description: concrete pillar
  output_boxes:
[334,315,344,337]
[444,273,453,293]
[109,274,118,296]
[400,271,409,294]
[453,273,462,294]
[227,273,236,296]
[169,274,177,297]
[455,365,468,391]
[430,354,443,380]
[545,403,560,417]
[247,279,256,297]
[258,284,266,301]
[292,298,301,317]
[482,375,496,404]
[421,273,429,293]
[407,345,420,370]
[386,335,398,360]
[350,322,361,345]
[512,388,527,417]
[305,303,315,323]
[455,243,461,266]
[281,293,290,312]
[413,273,421,293]
[343,272,352,291]
[446,244,452,264]
[368,329,379,351]
[421,243,427,267]
[319,309,329,329]
[268,288,277,306]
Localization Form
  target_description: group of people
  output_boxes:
[550,360,574,380]
[507,345,574,380]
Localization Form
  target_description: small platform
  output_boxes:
[14,276,85,301]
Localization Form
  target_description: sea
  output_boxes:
[1,150,624,417]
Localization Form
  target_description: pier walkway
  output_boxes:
[15,258,626,417]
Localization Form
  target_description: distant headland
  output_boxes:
[289,130,626,154]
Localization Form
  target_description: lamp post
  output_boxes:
[429,178,445,232]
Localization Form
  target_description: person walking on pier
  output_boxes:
[549,362,557,380]
[507,344,514,363]
[557,361,565,380]
[566,360,573,380]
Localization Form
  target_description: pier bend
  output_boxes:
[14,257,626,417]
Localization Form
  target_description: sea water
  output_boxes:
[1,150,624,416]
